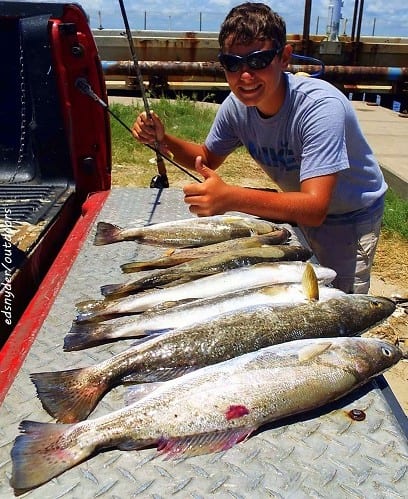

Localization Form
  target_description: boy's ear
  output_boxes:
[279,44,293,69]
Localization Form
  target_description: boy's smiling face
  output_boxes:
[222,37,292,117]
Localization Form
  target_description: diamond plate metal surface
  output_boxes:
[1,188,407,499]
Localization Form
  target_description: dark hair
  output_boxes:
[218,3,286,50]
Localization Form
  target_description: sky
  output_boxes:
[12,0,408,38]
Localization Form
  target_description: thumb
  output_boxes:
[195,156,213,180]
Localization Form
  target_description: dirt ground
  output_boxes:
[368,234,408,416]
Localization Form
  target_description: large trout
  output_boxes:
[94,215,280,247]
[120,229,291,272]
[76,262,336,322]
[33,294,396,422]
[101,244,312,298]
[12,337,402,495]
[66,264,343,350]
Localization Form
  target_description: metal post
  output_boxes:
[351,0,359,41]
[302,0,312,55]
[356,0,364,43]
[343,18,348,36]
[98,11,103,30]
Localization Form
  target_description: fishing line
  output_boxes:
[117,0,169,188]
[75,78,201,183]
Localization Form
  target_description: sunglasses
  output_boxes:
[218,47,282,73]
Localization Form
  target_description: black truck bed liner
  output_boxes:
[0,188,407,498]
[0,1,111,338]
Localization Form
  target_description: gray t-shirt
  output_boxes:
[205,72,387,216]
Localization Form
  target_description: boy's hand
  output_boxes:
[183,157,230,216]
[132,111,164,145]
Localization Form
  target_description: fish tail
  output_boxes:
[121,256,188,273]
[11,420,88,494]
[94,221,123,245]
[121,260,159,273]
[31,367,109,422]
[64,322,118,351]
[75,299,109,322]
[100,282,130,298]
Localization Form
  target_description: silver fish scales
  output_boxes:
[94,215,279,247]
[11,337,402,495]
[75,262,337,322]
[33,294,395,422]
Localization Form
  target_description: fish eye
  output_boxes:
[381,347,393,357]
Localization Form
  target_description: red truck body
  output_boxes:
[0,1,111,352]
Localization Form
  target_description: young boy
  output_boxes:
[132,2,387,293]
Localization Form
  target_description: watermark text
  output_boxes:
[1,208,15,326]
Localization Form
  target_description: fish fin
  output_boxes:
[122,366,196,384]
[298,341,333,362]
[10,420,85,494]
[63,322,123,351]
[31,368,108,422]
[164,248,176,256]
[94,221,123,246]
[125,382,165,405]
[301,262,319,301]
[157,427,256,458]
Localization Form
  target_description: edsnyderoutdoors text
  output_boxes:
[2,207,15,326]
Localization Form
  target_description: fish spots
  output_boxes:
[225,404,250,421]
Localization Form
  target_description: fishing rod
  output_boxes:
[117,0,169,188]
[75,78,201,184]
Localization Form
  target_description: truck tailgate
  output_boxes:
[1,187,407,498]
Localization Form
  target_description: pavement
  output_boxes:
[352,101,408,200]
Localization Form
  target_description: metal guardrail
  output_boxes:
[93,30,408,67]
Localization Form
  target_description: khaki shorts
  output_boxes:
[300,197,385,294]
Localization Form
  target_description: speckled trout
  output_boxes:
[120,229,291,272]
[65,264,343,350]
[94,215,280,247]
[101,245,312,298]
[33,294,395,422]
[76,262,337,322]
[12,337,402,495]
